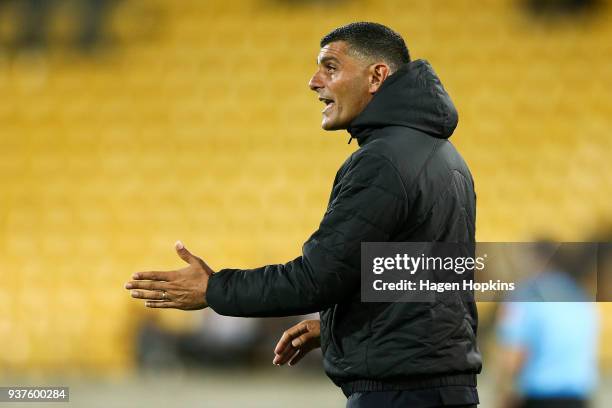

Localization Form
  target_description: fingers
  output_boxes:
[125,280,166,291]
[288,348,311,366]
[290,332,315,348]
[126,279,171,302]
[274,332,316,365]
[273,321,313,366]
[273,320,322,367]
[175,240,198,266]
[273,345,297,365]
[130,290,167,300]
[273,338,315,366]
[131,271,173,281]
[274,323,308,355]
[145,301,180,309]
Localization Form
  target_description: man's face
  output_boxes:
[309,41,373,130]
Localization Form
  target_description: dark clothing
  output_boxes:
[521,398,588,408]
[347,388,477,408]
[345,386,479,408]
[207,60,481,400]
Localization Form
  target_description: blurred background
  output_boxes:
[0,0,611,406]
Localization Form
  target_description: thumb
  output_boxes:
[175,240,197,265]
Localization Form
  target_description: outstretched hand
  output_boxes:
[125,241,214,310]
[273,319,321,366]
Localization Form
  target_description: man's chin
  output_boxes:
[321,118,347,131]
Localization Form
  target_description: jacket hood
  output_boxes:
[348,59,458,143]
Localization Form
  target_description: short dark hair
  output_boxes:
[320,22,410,72]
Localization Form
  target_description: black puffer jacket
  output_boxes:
[207,59,482,390]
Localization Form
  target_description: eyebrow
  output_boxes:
[318,56,340,65]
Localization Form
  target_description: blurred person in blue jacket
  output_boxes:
[496,243,599,408]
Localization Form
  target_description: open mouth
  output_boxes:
[319,97,335,113]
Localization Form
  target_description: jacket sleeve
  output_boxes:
[206,152,407,317]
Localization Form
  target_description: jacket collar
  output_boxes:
[347,59,458,146]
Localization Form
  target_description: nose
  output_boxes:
[308,71,323,91]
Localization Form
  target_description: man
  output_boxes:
[125,22,482,407]
[496,243,599,408]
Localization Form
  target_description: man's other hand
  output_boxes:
[273,319,321,366]
[125,241,214,310]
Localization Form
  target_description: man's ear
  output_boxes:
[368,63,391,94]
